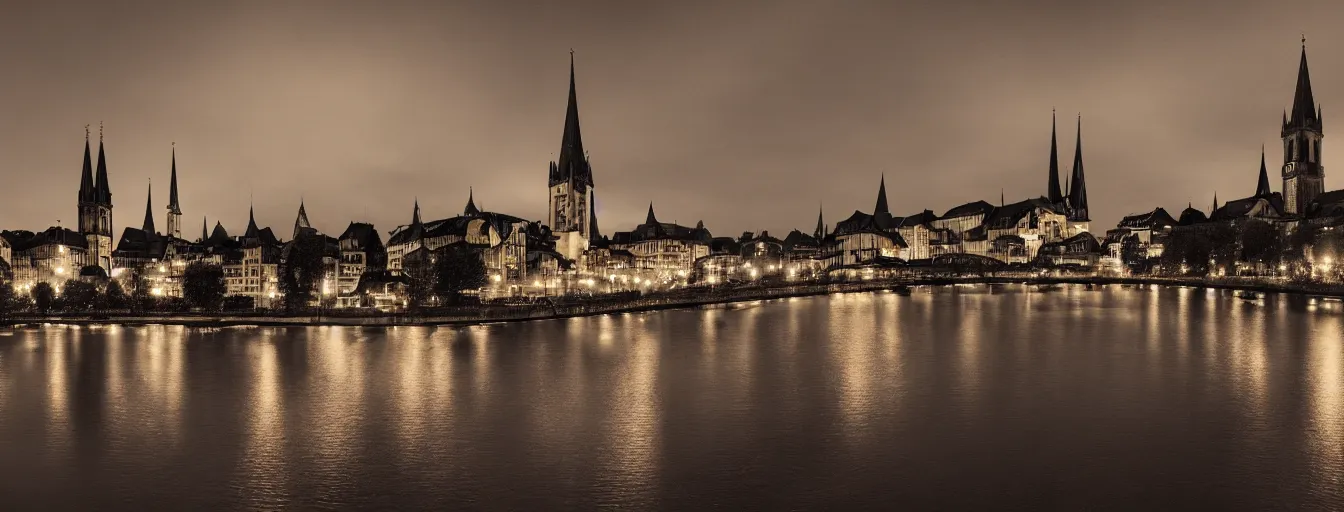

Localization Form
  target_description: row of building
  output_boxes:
[2,43,1340,308]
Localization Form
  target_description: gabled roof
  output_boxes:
[1118,207,1177,229]
[1211,193,1283,221]
[984,198,1059,229]
[782,229,819,250]
[898,210,938,228]
[339,222,383,249]
[4,227,89,252]
[941,200,995,219]
[1303,189,1344,219]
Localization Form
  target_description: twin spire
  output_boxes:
[1043,112,1088,221]
[77,123,113,206]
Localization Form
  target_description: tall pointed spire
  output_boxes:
[1046,110,1064,204]
[464,187,480,215]
[814,204,826,239]
[293,199,312,239]
[1067,114,1089,221]
[588,191,601,240]
[94,122,112,205]
[1255,145,1272,197]
[202,216,209,242]
[1212,192,1220,213]
[412,198,422,227]
[552,49,594,188]
[245,201,260,238]
[645,202,658,226]
[142,179,156,233]
[874,174,889,216]
[168,143,181,214]
[1288,35,1319,130]
[78,125,95,204]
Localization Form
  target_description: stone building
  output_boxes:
[547,53,598,262]
[608,204,712,282]
[1282,40,1325,215]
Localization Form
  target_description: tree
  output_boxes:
[31,282,55,315]
[1240,220,1283,271]
[104,279,129,310]
[129,267,153,312]
[403,251,437,309]
[434,245,487,305]
[60,281,100,312]
[279,234,328,312]
[183,262,227,311]
[0,283,22,320]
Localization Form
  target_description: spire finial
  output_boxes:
[99,121,103,142]
[85,124,90,141]
[1302,33,1306,48]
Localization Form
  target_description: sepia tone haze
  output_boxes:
[1,0,1341,238]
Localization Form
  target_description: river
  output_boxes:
[1,284,1341,510]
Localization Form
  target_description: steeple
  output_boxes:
[142,180,156,234]
[78,126,95,204]
[412,198,422,226]
[1212,192,1220,213]
[464,187,480,215]
[551,50,594,188]
[1255,145,1272,197]
[167,144,181,214]
[1286,36,1319,131]
[814,204,826,239]
[201,216,208,242]
[588,191,600,239]
[245,203,260,238]
[1067,115,1089,221]
[292,199,312,239]
[94,122,112,205]
[645,202,658,226]
[166,143,183,239]
[1046,110,1064,204]
[874,174,889,216]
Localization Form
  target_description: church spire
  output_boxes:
[645,202,658,226]
[94,122,112,205]
[874,174,889,216]
[814,204,826,239]
[142,179,156,233]
[168,144,181,214]
[588,191,600,240]
[464,187,480,215]
[201,216,208,242]
[1287,35,1319,131]
[1212,192,1220,213]
[1067,114,1089,221]
[292,199,312,239]
[1046,109,1064,204]
[245,201,260,238]
[78,125,95,204]
[552,49,593,188]
[1256,145,1272,197]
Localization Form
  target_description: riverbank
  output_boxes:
[4,275,1342,328]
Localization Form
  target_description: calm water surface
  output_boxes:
[1,285,1342,510]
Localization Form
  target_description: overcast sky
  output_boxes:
[1,0,1340,240]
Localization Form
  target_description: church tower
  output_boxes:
[166,144,183,239]
[1282,38,1324,215]
[85,123,114,272]
[547,51,596,261]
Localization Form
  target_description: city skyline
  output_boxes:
[2,0,1341,238]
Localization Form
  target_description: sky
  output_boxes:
[1,0,1341,240]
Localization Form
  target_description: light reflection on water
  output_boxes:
[0,285,1341,510]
